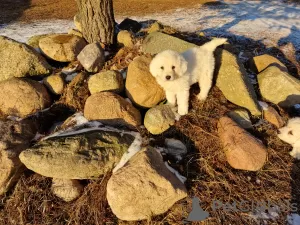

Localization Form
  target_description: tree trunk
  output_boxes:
[76,0,115,45]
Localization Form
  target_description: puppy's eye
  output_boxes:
[161,66,164,70]
[172,66,175,70]
[288,130,293,135]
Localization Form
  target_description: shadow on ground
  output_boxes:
[0,0,31,25]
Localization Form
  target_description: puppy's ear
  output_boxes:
[178,55,188,75]
[149,57,158,77]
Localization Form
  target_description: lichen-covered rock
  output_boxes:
[107,147,187,221]
[19,130,137,179]
[215,49,261,116]
[248,54,287,73]
[0,78,52,118]
[0,119,37,195]
[77,42,105,72]
[0,36,52,81]
[258,66,300,107]
[39,34,86,62]
[84,92,141,128]
[52,178,83,202]
[144,105,176,134]
[218,116,267,171]
[126,56,165,108]
[142,32,197,54]
[88,70,124,94]
[43,73,66,95]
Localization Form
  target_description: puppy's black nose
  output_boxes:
[166,75,171,80]
[277,130,281,134]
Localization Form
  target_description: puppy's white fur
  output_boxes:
[149,38,227,115]
[278,118,300,159]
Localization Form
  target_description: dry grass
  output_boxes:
[0,85,297,225]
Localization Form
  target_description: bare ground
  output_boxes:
[0,0,216,24]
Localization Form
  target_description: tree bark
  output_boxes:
[76,0,115,45]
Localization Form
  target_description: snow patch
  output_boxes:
[288,214,300,225]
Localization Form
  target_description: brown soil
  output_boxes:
[0,0,216,24]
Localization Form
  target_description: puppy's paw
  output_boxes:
[290,150,300,160]
[197,93,208,101]
[178,108,188,116]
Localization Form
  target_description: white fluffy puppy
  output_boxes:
[278,118,300,159]
[149,38,227,115]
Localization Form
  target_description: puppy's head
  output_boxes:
[278,118,300,145]
[149,50,188,83]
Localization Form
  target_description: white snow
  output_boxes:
[112,133,143,173]
[0,0,298,54]
[164,161,187,183]
[288,214,300,225]
[259,101,269,110]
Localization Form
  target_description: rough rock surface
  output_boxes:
[218,116,267,171]
[19,130,136,179]
[0,78,52,118]
[263,106,285,128]
[88,70,124,94]
[43,73,66,95]
[258,66,300,107]
[107,147,187,221]
[77,42,105,72]
[84,92,141,128]
[74,14,82,32]
[39,34,86,62]
[0,36,52,81]
[27,34,48,49]
[117,30,135,48]
[249,54,287,73]
[52,178,83,202]
[142,32,197,54]
[144,105,176,135]
[215,49,261,116]
[0,119,37,195]
[228,109,252,129]
[126,56,165,108]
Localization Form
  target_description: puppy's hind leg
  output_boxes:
[177,91,189,115]
[197,69,213,101]
[166,91,177,107]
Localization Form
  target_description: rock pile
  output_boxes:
[0,17,296,222]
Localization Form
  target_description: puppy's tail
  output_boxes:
[201,38,227,51]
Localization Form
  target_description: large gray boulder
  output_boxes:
[258,66,300,107]
[0,36,52,81]
[215,49,261,116]
[0,119,37,195]
[19,129,138,179]
[107,147,187,221]
[0,78,52,118]
[142,32,197,54]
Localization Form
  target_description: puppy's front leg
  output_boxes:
[177,91,189,115]
[166,91,176,107]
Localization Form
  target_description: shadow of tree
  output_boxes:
[0,0,31,25]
